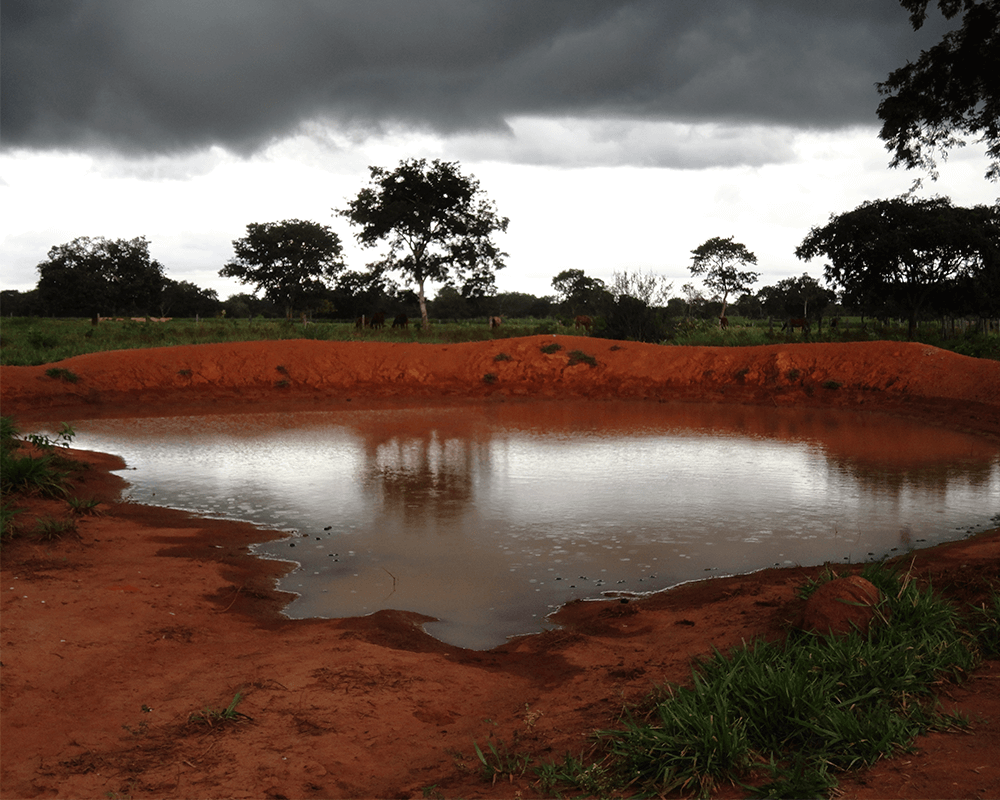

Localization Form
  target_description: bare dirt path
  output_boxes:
[2,337,999,799]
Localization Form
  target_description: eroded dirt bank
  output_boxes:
[3,337,1000,435]
[1,338,999,799]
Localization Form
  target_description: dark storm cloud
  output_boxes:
[1,0,947,158]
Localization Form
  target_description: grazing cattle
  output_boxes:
[489,316,502,329]
[719,316,729,330]
[392,314,408,329]
[369,312,385,329]
[782,317,810,333]
[355,315,367,329]
[830,317,840,329]
[574,315,592,332]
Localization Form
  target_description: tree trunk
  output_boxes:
[418,278,430,330]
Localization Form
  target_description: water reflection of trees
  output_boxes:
[827,457,999,498]
[357,429,497,525]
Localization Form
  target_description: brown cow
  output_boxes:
[574,315,592,332]
[489,316,502,329]
[782,317,810,333]
[355,315,367,329]
[370,312,386,329]
[719,316,729,330]
[392,314,408,329]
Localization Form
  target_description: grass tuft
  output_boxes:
[188,692,252,726]
[567,349,597,367]
[44,367,80,383]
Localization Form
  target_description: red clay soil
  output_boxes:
[1,336,999,799]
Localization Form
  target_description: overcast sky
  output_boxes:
[2,0,996,303]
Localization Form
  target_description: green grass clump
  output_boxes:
[540,342,563,354]
[44,367,80,383]
[567,349,597,367]
[188,692,251,726]
[1,416,83,542]
[539,563,984,799]
[474,738,531,785]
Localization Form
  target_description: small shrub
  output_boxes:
[274,379,290,388]
[44,367,79,383]
[482,373,498,384]
[23,423,76,450]
[177,369,192,377]
[785,369,800,381]
[493,352,512,362]
[822,380,842,390]
[540,342,563,354]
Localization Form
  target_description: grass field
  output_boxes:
[1,315,997,366]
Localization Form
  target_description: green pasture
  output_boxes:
[0,315,997,366]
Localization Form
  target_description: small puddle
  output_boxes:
[51,401,1000,649]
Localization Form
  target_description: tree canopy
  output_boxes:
[220,219,344,319]
[338,158,509,328]
[689,236,760,321]
[795,196,999,338]
[550,268,612,315]
[35,236,165,317]
[877,0,1000,182]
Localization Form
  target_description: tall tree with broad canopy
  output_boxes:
[771,273,838,321]
[688,236,760,323]
[795,196,999,339]
[338,159,509,329]
[877,0,1000,182]
[36,236,166,317]
[220,220,345,319]
[550,268,612,315]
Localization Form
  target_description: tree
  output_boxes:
[795,196,999,338]
[220,219,345,319]
[338,159,509,329]
[877,0,1000,182]
[550,269,612,315]
[771,274,838,321]
[36,236,166,317]
[158,279,221,318]
[610,269,673,307]
[688,237,760,322]
[680,282,704,318]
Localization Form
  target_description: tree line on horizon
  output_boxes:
[3,0,998,341]
[2,183,998,343]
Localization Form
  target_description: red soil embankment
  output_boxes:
[3,337,1000,436]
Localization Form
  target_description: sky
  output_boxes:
[2,0,997,304]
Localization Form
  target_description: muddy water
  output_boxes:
[56,401,999,649]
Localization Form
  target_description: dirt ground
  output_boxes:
[1,336,999,799]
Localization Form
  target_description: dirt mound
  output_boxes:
[3,338,999,435]
[2,338,999,799]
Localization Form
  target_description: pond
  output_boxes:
[51,401,1000,649]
